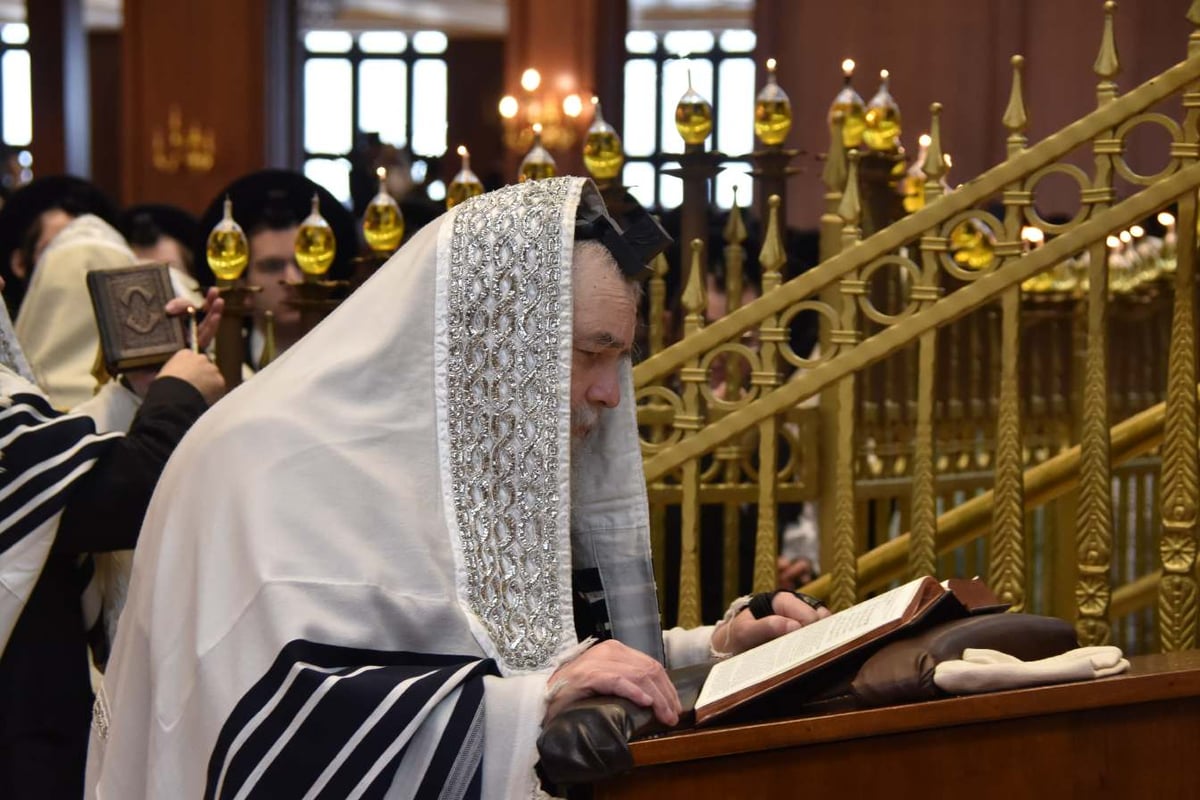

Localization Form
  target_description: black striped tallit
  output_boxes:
[205,640,499,800]
[0,388,122,658]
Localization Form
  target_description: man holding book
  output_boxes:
[88,179,827,800]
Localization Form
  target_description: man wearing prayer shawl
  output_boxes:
[0,268,224,798]
[88,178,825,799]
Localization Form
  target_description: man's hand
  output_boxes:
[544,639,681,727]
[166,287,224,352]
[713,592,832,657]
[157,350,225,405]
[777,556,815,591]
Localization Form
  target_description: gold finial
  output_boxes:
[260,310,277,368]
[724,187,747,245]
[1002,55,1028,135]
[760,195,786,278]
[682,239,707,317]
[823,111,848,193]
[1189,0,1200,26]
[1094,1,1120,80]
[838,151,861,226]
[924,102,946,181]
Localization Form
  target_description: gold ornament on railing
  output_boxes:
[259,310,277,369]
[518,123,557,183]
[206,196,249,285]
[675,68,714,148]
[583,98,624,182]
[863,69,902,152]
[364,167,405,253]
[295,193,336,279]
[829,59,867,149]
[754,58,792,147]
[447,146,484,211]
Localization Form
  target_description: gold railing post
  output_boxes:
[991,56,1031,610]
[1158,0,1200,652]
[831,152,864,610]
[754,196,786,592]
[720,197,748,607]
[910,102,947,579]
[819,114,849,577]
[647,246,670,611]
[648,245,670,357]
[1075,0,1120,646]
[677,239,708,628]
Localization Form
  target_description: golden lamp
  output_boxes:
[294,193,336,279]
[829,59,867,150]
[582,98,624,182]
[754,58,792,147]
[206,195,249,285]
[518,123,558,183]
[363,167,404,254]
[863,69,902,152]
[447,146,484,210]
[675,68,714,148]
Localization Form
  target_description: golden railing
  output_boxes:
[637,1,1200,654]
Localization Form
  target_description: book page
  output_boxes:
[696,578,934,711]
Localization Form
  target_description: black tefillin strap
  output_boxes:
[748,590,828,619]
[571,567,613,643]
[574,202,673,279]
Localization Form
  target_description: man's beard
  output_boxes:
[571,402,601,448]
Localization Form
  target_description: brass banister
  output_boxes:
[634,54,1200,388]
[642,161,1200,482]
[804,385,1200,601]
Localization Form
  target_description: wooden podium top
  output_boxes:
[629,649,1200,767]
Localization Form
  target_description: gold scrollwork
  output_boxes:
[1112,112,1185,185]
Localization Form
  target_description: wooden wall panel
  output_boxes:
[89,31,122,202]
[121,0,269,213]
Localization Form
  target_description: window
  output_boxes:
[300,29,448,206]
[0,22,33,185]
[622,28,755,211]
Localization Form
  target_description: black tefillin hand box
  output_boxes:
[86,262,187,376]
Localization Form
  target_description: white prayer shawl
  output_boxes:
[89,179,707,800]
[15,214,140,410]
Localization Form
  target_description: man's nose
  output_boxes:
[587,367,621,409]
[286,261,303,282]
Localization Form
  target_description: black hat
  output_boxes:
[194,169,359,287]
[118,203,201,254]
[0,175,117,308]
[575,188,673,279]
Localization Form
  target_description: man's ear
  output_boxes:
[10,250,26,281]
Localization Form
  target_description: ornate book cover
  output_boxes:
[86,263,186,375]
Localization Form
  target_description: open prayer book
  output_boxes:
[695,576,997,725]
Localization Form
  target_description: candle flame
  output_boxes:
[842,58,855,76]
[1158,211,1176,227]
[766,57,777,71]
[457,145,468,158]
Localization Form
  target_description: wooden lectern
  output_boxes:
[592,651,1200,799]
